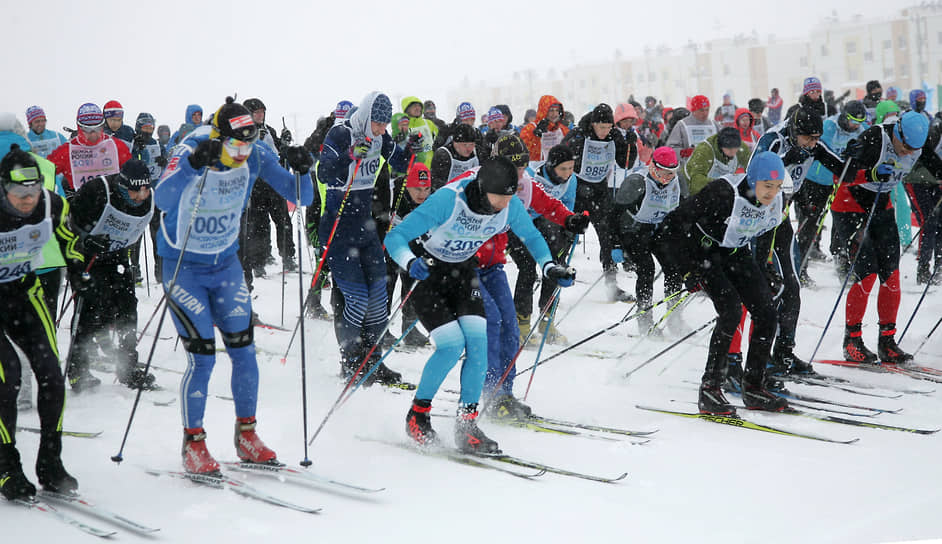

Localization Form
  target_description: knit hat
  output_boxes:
[334,100,353,119]
[802,77,822,95]
[103,100,124,119]
[487,107,506,124]
[406,163,431,188]
[494,134,529,167]
[135,113,156,132]
[117,159,152,189]
[76,103,104,128]
[370,94,393,124]
[546,144,574,169]
[25,106,45,125]
[746,151,785,189]
[651,146,678,171]
[717,126,742,149]
[457,102,476,121]
[589,103,614,124]
[452,123,477,143]
[613,103,638,124]
[690,95,710,111]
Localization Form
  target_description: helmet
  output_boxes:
[745,151,785,191]
[613,103,638,124]
[243,98,266,113]
[839,100,867,131]
[211,97,258,143]
[478,156,518,196]
[790,105,823,136]
[895,111,930,150]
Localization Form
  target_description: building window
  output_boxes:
[898,36,907,49]
[821,44,829,56]
[800,56,808,67]
[883,39,892,49]
[899,64,909,77]
[864,51,874,62]
[848,68,859,80]
[885,67,894,78]
[846,41,856,54]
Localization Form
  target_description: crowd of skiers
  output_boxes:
[0,73,939,500]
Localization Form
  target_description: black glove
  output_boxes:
[407,132,424,153]
[765,262,784,298]
[188,139,222,169]
[683,272,702,293]
[69,268,96,295]
[543,262,576,287]
[842,138,864,161]
[564,211,590,234]
[283,146,314,175]
[83,234,111,255]
[280,128,293,145]
[533,118,550,138]
[155,155,168,168]
[782,145,809,167]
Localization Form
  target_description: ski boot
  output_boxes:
[799,269,817,289]
[182,428,221,475]
[843,324,878,364]
[455,404,500,454]
[485,394,532,421]
[116,364,159,390]
[67,366,101,393]
[742,366,788,412]
[699,352,736,415]
[604,267,634,302]
[252,265,267,279]
[0,445,36,501]
[381,331,398,349]
[35,433,78,494]
[722,352,743,394]
[638,311,662,338]
[234,417,278,464]
[346,350,403,387]
[405,399,438,446]
[282,255,298,273]
[538,317,568,345]
[303,288,331,320]
[878,323,914,365]
[402,327,429,348]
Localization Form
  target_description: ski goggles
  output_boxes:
[223,137,254,158]
[4,167,42,197]
[79,125,104,135]
[845,112,866,124]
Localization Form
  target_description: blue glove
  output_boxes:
[611,248,624,264]
[875,162,894,178]
[543,263,576,287]
[408,258,430,280]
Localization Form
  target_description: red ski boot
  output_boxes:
[182,428,221,475]
[234,417,278,464]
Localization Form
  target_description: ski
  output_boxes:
[816,359,942,384]
[476,453,628,484]
[18,426,101,439]
[358,437,546,480]
[12,497,117,538]
[636,405,859,444]
[527,414,659,437]
[145,468,321,513]
[253,320,291,332]
[776,389,901,414]
[788,373,931,397]
[39,490,160,533]
[747,405,940,435]
[221,461,385,494]
[682,380,887,417]
[433,412,637,443]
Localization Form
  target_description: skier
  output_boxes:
[157,125,171,148]
[102,100,136,149]
[910,90,931,123]
[785,77,831,121]
[667,95,718,191]
[430,123,484,190]
[862,80,883,124]
[767,88,784,125]
[612,147,684,336]
[316,91,412,386]
[714,93,737,127]
[832,111,929,365]
[748,99,771,135]
[735,109,761,149]
[392,97,438,170]
[47,103,131,196]
[155,97,314,474]
[130,112,166,283]
[684,126,750,196]
[385,156,576,452]
[24,106,67,159]
[169,104,203,148]
[904,110,942,284]
[519,95,567,166]
[656,151,789,414]
[562,103,632,302]
[66,159,158,391]
[0,145,85,500]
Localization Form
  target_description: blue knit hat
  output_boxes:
[746,151,785,190]
[370,94,392,124]
[457,102,476,121]
[802,77,822,95]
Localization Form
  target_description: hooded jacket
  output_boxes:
[169,104,203,148]
[390,96,439,169]
[684,133,751,196]
[520,95,568,161]
[734,108,761,148]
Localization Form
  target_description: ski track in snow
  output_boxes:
[11,219,942,544]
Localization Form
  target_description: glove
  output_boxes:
[679,148,693,159]
[782,146,809,166]
[407,132,424,153]
[83,234,111,255]
[842,138,864,160]
[283,146,314,175]
[350,138,371,159]
[683,273,702,293]
[870,162,894,182]
[188,138,223,169]
[564,211,590,234]
[280,128,293,145]
[69,269,95,295]
[543,262,576,287]
[611,248,624,264]
[533,118,550,138]
[766,262,784,298]
[408,257,430,280]
[155,155,168,168]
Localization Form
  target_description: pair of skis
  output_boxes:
[12,490,159,538]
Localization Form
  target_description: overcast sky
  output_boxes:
[4,0,895,137]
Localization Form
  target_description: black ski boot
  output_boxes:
[742,366,788,412]
[771,345,815,376]
[843,324,878,364]
[405,399,438,446]
[35,434,78,494]
[485,394,532,421]
[282,255,298,273]
[699,352,736,415]
[402,327,429,348]
[455,404,500,454]
[0,445,36,501]
[722,352,743,393]
[604,268,635,303]
[878,323,914,365]
[303,288,331,320]
[67,366,101,393]
[116,364,159,390]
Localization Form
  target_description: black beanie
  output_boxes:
[546,144,574,169]
[494,134,529,167]
[866,80,882,93]
[589,103,615,124]
[452,123,476,143]
[717,127,742,149]
[118,159,152,188]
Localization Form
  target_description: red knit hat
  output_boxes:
[690,95,710,111]
[406,163,431,188]
[103,100,124,119]
[652,146,679,170]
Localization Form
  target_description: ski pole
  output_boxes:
[142,238,151,298]
[913,314,942,358]
[807,179,886,364]
[340,319,419,406]
[898,265,939,343]
[56,254,98,327]
[61,297,85,382]
[521,236,579,400]
[307,280,421,447]
[290,172,314,468]
[515,287,689,377]
[112,167,210,464]
[554,272,604,326]
[624,317,718,378]
[136,293,167,344]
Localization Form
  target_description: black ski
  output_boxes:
[741,404,940,435]
[527,414,659,437]
[476,452,628,484]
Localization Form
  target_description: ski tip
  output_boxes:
[610,472,629,482]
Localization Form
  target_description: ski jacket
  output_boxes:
[47,134,131,196]
[519,95,569,162]
[562,113,629,184]
[391,96,439,168]
[685,133,750,196]
[430,143,485,190]
[832,124,922,213]
[805,114,868,186]
[0,188,83,282]
[26,128,68,158]
[753,126,844,198]
[169,104,203,148]
[70,174,153,264]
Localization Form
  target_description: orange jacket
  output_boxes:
[520,95,569,160]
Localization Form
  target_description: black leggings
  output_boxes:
[509,218,573,320]
[575,181,615,270]
[755,219,801,349]
[793,181,834,271]
[621,225,683,307]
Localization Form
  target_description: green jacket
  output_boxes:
[35,152,66,271]
[684,134,751,196]
[391,96,438,170]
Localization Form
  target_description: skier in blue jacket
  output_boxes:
[316,91,412,385]
[385,157,576,453]
[155,97,313,475]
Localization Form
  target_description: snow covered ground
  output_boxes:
[7,216,942,544]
